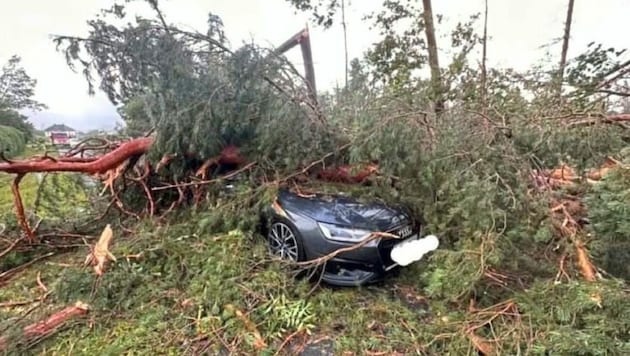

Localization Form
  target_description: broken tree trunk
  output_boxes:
[557,0,575,97]
[0,301,89,351]
[421,0,445,115]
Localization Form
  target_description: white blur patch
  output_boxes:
[390,235,439,266]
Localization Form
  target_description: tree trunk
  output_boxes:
[421,0,444,115]
[557,0,575,96]
[300,27,318,105]
[341,0,349,88]
[480,0,489,119]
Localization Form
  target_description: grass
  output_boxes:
[0,210,447,355]
[2,200,629,355]
[0,145,92,225]
[0,146,42,215]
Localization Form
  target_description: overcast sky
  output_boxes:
[0,0,628,132]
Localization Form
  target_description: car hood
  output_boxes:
[277,189,409,231]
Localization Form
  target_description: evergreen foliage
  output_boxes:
[55,2,339,179]
[586,149,630,280]
[0,55,46,112]
[0,55,45,141]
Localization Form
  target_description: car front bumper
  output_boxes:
[318,229,421,286]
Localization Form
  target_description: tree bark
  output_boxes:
[557,0,575,96]
[300,27,318,105]
[421,0,444,115]
[0,137,153,240]
[480,0,489,118]
[0,301,89,351]
[0,137,153,175]
[341,0,349,88]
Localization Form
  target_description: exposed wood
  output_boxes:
[421,0,444,114]
[84,225,116,276]
[568,113,630,127]
[0,301,89,351]
[575,240,596,281]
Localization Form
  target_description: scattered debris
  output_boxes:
[467,331,495,355]
[224,304,267,350]
[0,301,89,351]
[531,158,625,282]
[532,156,621,189]
[35,272,48,295]
[84,224,116,276]
[23,301,89,337]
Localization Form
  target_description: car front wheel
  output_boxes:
[267,220,304,262]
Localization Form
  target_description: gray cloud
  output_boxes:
[27,106,121,133]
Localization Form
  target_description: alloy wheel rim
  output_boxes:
[269,222,299,261]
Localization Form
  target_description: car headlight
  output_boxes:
[317,222,373,243]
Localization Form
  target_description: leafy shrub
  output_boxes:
[0,124,26,157]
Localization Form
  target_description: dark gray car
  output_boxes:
[262,189,428,286]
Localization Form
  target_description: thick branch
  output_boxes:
[0,137,153,175]
[568,114,630,127]
[0,301,89,351]
[12,174,35,241]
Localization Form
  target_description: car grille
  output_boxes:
[378,224,417,270]
[378,238,399,269]
[395,225,414,239]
